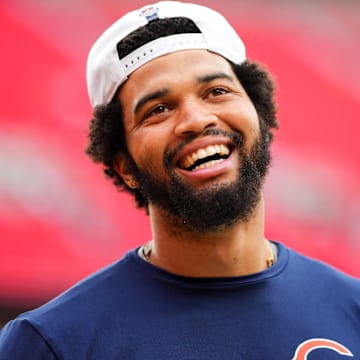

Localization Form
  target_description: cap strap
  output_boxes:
[119,33,207,78]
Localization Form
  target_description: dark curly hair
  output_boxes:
[86,17,279,210]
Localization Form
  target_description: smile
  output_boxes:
[178,144,232,171]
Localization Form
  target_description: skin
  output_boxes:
[115,49,271,277]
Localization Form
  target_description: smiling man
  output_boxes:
[1,1,359,359]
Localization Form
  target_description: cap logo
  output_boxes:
[140,6,160,22]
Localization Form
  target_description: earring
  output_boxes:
[126,178,138,189]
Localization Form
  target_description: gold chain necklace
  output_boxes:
[141,241,152,262]
[140,240,276,268]
[266,240,275,268]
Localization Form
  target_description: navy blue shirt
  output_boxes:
[1,242,359,359]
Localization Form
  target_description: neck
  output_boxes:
[145,196,271,277]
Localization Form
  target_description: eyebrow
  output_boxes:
[134,88,169,115]
[196,72,235,84]
[133,72,235,115]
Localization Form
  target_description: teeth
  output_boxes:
[179,144,231,170]
[219,144,230,156]
[191,152,199,162]
[193,159,223,171]
[205,145,217,156]
[197,149,207,159]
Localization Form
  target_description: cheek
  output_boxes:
[227,104,260,135]
[127,128,169,170]
[242,100,260,128]
[247,107,261,136]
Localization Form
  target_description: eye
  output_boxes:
[208,87,229,97]
[144,104,170,119]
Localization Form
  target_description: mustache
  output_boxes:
[164,128,244,169]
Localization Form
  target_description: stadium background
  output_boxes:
[1,0,359,326]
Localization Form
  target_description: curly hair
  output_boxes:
[86,17,279,210]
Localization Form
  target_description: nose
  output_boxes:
[173,98,218,137]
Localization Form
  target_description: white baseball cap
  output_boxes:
[86,1,246,108]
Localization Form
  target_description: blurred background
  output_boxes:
[1,0,359,327]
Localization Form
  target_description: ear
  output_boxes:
[114,153,138,189]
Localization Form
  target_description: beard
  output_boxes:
[128,127,272,233]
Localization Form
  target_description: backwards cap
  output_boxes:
[86,1,246,108]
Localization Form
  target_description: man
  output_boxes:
[0,1,359,359]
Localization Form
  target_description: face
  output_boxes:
[117,50,271,232]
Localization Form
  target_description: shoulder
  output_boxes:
[0,249,143,357]
[0,316,57,359]
[279,242,360,293]
[27,249,140,321]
